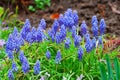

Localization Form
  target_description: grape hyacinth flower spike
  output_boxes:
[12,61,18,72]
[91,22,98,38]
[85,37,93,53]
[80,21,87,36]
[100,19,106,35]
[34,60,40,74]
[46,50,51,59]
[39,18,46,30]
[65,38,71,49]
[8,69,14,80]
[55,50,62,64]
[91,15,98,25]
[74,35,82,47]
[22,57,30,74]
[78,46,84,60]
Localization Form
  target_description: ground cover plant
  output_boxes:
[0,8,120,80]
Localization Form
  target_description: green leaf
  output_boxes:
[105,54,114,80]
[114,57,120,80]
[0,7,4,17]
[99,62,107,80]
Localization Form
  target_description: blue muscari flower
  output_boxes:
[72,26,76,38]
[52,19,59,34]
[22,56,30,74]
[48,29,55,42]
[20,19,31,40]
[18,34,24,46]
[78,46,84,60]
[80,21,87,36]
[100,19,106,35]
[8,69,14,80]
[72,10,79,25]
[58,14,64,25]
[37,27,46,41]
[19,51,25,63]
[6,50,14,59]
[91,22,98,38]
[12,27,18,37]
[26,27,37,43]
[64,8,73,17]
[39,19,46,30]
[74,35,82,47]
[34,60,40,74]
[26,32,34,44]
[12,61,18,72]
[85,38,93,53]
[55,32,61,44]
[91,15,98,26]
[92,37,96,49]
[46,50,51,59]
[6,34,14,51]
[64,16,74,29]
[84,31,90,40]
[55,50,62,64]
[65,38,71,49]
[59,25,66,41]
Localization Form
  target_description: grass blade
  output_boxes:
[99,62,107,80]
[114,57,120,80]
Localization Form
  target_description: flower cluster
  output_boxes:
[5,8,107,79]
[6,27,24,59]
[58,8,79,29]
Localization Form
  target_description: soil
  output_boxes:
[4,0,120,36]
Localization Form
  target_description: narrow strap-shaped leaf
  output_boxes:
[99,62,107,80]
[105,54,114,80]
[114,57,120,80]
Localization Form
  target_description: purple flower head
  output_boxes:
[84,31,90,41]
[100,19,106,35]
[65,38,71,49]
[85,38,93,53]
[91,22,98,38]
[72,10,79,25]
[6,34,15,51]
[58,14,64,25]
[74,35,82,47]
[6,50,14,59]
[59,25,66,41]
[80,21,87,36]
[12,61,18,72]
[78,46,84,60]
[46,50,51,59]
[64,16,74,29]
[26,32,34,44]
[52,19,59,34]
[92,37,96,49]
[55,50,62,64]
[34,60,40,74]
[22,56,30,74]
[39,19,46,30]
[20,19,31,40]
[19,51,25,63]
[55,32,61,44]
[72,26,76,38]
[64,8,73,17]
[8,69,14,80]
[36,27,44,42]
[48,29,55,42]
[12,27,18,37]
[91,15,98,25]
